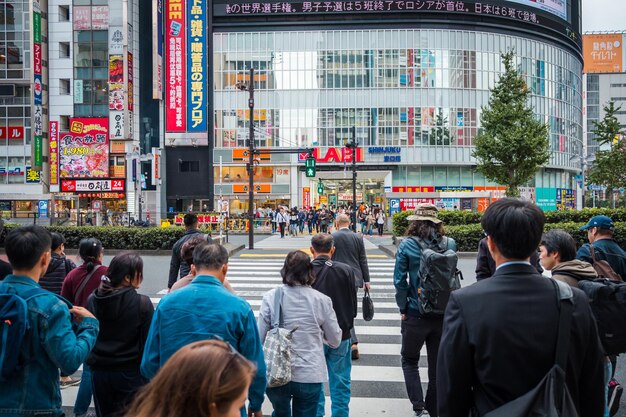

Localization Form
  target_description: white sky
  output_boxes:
[582,0,626,32]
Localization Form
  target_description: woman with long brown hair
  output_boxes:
[126,340,256,417]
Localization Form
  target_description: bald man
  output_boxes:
[332,214,370,360]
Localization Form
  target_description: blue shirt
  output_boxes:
[141,275,267,413]
[0,275,99,417]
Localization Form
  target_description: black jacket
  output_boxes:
[475,237,543,280]
[168,229,211,288]
[331,228,370,287]
[40,253,76,295]
[87,285,154,371]
[311,256,357,341]
[0,259,11,281]
[437,263,605,417]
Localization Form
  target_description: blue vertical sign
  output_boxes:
[187,0,207,132]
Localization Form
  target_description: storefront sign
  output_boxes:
[32,0,42,169]
[303,187,310,208]
[583,34,624,73]
[38,201,48,218]
[165,0,187,131]
[61,179,125,192]
[389,198,400,215]
[60,118,109,178]
[73,6,91,30]
[0,126,24,139]
[368,147,401,153]
[233,184,271,193]
[298,147,364,163]
[392,186,434,193]
[338,192,363,201]
[109,55,125,110]
[232,148,271,161]
[109,27,124,54]
[49,121,59,187]
[26,167,40,183]
[74,79,84,104]
[187,0,206,131]
[128,52,134,112]
[154,154,160,179]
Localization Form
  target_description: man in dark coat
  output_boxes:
[332,214,370,360]
[475,237,543,280]
[168,213,211,289]
[437,198,605,417]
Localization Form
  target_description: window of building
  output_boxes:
[60,115,70,131]
[74,30,109,116]
[59,42,70,58]
[60,79,70,95]
[180,161,200,172]
[58,5,70,21]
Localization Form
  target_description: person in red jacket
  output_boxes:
[61,238,107,417]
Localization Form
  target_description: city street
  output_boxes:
[59,233,626,416]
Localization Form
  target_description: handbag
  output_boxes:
[263,287,297,388]
[362,288,374,321]
[480,280,579,417]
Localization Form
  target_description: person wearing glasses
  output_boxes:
[86,252,154,417]
[126,340,256,417]
[141,244,266,417]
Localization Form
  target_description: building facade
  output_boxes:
[162,0,583,215]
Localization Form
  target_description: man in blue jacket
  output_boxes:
[0,225,99,417]
[577,215,626,280]
[142,243,266,417]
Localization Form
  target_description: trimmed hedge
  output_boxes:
[0,225,204,250]
[393,208,626,237]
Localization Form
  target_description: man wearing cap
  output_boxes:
[394,203,456,417]
[577,215,626,280]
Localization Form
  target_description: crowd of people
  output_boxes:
[263,203,386,238]
[0,200,625,417]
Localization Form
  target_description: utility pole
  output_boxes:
[345,126,358,232]
[247,68,255,250]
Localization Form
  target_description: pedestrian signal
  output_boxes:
[317,182,324,194]
[305,157,316,177]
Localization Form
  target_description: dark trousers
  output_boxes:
[377,223,384,236]
[92,369,147,417]
[279,222,286,238]
[400,315,443,416]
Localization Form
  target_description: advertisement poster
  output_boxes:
[505,0,566,20]
[128,52,134,111]
[0,126,24,139]
[536,188,558,211]
[187,0,206,131]
[583,34,623,73]
[49,121,59,188]
[109,54,124,111]
[91,6,109,30]
[60,118,109,178]
[32,0,42,169]
[72,6,91,30]
[165,0,186,131]
[153,0,164,99]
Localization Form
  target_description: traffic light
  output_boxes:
[305,156,316,177]
[317,180,324,195]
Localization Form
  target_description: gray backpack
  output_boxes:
[411,236,462,318]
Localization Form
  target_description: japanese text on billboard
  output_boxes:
[60,118,109,178]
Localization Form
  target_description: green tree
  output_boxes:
[472,50,550,197]
[587,101,626,207]
[430,109,452,146]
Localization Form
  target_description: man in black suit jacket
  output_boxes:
[332,214,370,359]
[437,198,605,417]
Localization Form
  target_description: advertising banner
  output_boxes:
[33,43,42,74]
[74,79,84,103]
[60,118,109,178]
[32,0,42,169]
[128,52,134,111]
[153,0,163,99]
[73,6,91,30]
[583,34,624,74]
[26,167,41,183]
[109,54,124,111]
[49,121,59,188]
[187,0,207,131]
[91,6,109,29]
[165,0,186,131]
[303,187,310,208]
[109,27,124,54]
[109,112,124,139]
[61,179,126,192]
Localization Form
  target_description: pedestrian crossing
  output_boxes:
[63,256,428,417]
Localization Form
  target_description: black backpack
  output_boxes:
[411,236,462,318]
[578,278,626,355]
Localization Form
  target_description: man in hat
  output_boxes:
[577,215,626,281]
[393,203,457,417]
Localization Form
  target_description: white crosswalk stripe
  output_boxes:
[63,256,424,416]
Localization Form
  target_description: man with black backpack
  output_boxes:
[437,198,605,417]
[393,203,458,417]
[0,225,99,417]
[577,215,626,281]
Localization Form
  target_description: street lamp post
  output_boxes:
[345,126,358,231]
[237,68,256,249]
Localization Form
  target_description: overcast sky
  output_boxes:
[582,0,626,32]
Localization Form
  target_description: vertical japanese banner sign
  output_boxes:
[153,0,163,99]
[49,121,59,192]
[187,0,206,132]
[32,0,43,169]
[166,0,186,131]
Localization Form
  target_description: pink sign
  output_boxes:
[73,6,92,30]
[91,6,109,29]
[33,43,42,74]
[165,0,186,131]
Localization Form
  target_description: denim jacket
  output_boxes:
[141,275,267,415]
[0,275,99,417]
[393,236,457,316]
